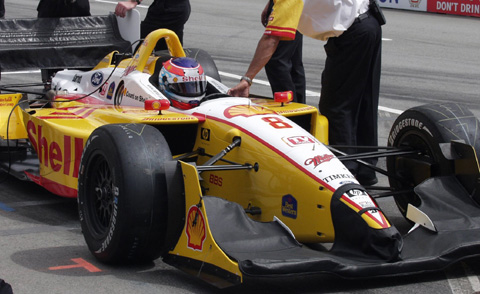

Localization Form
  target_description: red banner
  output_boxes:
[428,0,480,17]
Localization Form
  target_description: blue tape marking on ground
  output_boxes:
[0,202,15,212]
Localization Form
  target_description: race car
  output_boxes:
[1,26,480,289]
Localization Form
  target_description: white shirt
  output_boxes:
[298,0,370,41]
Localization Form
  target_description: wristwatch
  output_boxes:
[240,76,253,86]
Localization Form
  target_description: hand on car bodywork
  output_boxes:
[114,1,139,18]
[227,79,250,98]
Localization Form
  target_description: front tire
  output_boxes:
[78,124,172,263]
[387,103,480,216]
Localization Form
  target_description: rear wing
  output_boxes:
[0,13,134,72]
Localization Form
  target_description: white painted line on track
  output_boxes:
[464,263,480,292]
[445,263,480,294]
[219,71,403,115]
[2,70,40,75]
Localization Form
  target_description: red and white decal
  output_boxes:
[282,136,315,147]
[185,205,206,251]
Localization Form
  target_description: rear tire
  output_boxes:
[387,103,480,216]
[78,124,172,263]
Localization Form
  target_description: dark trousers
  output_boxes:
[141,0,191,51]
[319,12,382,178]
[265,31,306,104]
[141,21,186,51]
[37,0,91,18]
[0,0,5,18]
[37,0,91,87]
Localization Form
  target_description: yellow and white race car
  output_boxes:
[1,28,480,288]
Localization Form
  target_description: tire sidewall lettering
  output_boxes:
[388,118,432,146]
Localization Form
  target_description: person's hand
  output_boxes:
[227,80,250,97]
[114,1,137,18]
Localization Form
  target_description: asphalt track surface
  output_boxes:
[1,1,480,293]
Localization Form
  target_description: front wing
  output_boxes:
[164,162,480,287]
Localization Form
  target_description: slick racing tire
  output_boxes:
[78,124,172,263]
[387,103,480,217]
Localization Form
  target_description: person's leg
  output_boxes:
[141,21,185,51]
[0,0,5,18]
[355,16,382,183]
[265,32,305,103]
[290,32,306,104]
[319,17,381,181]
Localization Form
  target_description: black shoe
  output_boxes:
[357,175,378,186]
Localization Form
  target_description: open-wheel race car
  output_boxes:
[1,19,480,288]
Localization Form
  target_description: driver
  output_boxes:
[159,57,207,110]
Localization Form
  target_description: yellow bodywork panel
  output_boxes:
[251,98,329,144]
[168,161,242,286]
[0,93,28,139]
[194,117,336,243]
[19,102,199,197]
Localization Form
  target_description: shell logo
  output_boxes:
[186,205,206,251]
[224,105,276,118]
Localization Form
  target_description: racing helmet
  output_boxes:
[159,57,207,109]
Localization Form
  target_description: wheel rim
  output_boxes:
[87,155,115,237]
[390,132,438,214]
[394,132,436,183]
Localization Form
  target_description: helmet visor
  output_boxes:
[167,80,207,97]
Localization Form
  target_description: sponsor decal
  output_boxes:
[99,82,109,97]
[224,105,276,118]
[106,82,115,100]
[339,181,355,185]
[186,205,206,251]
[209,174,223,187]
[428,0,479,16]
[0,95,14,106]
[379,0,427,11]
[274,106,316,114]
[282,194,297,219]
[141,117,198,122]
[91,72,103,87]
[201,128,210,141]
[125,90,146,102]
[304,154,334,168]
[409,0,422,7]
[282,136,315,147]
[322,173,356,183]
[27,120,84,178]
[123,65,136,77]
[72,74,82,83]
[388,118,432,145]
[181,75,205,82]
